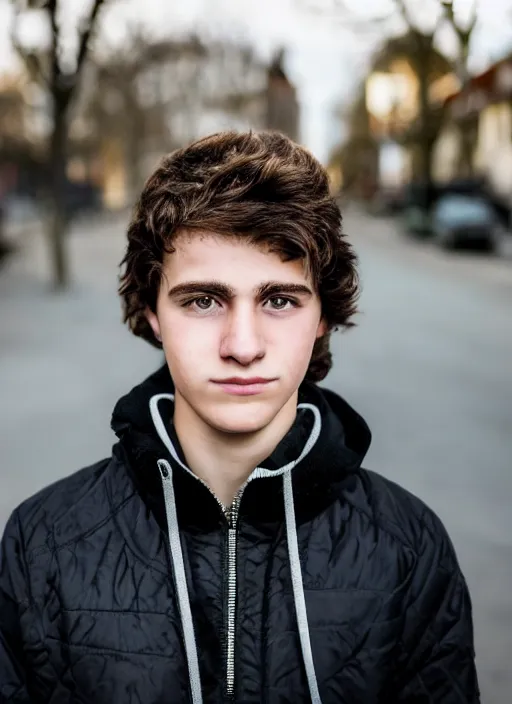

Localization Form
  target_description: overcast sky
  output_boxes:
[1,0,512,161]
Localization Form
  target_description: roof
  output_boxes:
[444,55,512,117]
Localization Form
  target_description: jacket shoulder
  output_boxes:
[8,456,116,558]
[351,468,458,567]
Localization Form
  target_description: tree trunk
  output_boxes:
[458,125,474,177]
[420,138,434,183]
[457,44,474,178]
[128,109,145,201]
[417,52,433,185]
[47,95,70,289]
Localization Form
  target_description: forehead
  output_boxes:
[163,231,310,285]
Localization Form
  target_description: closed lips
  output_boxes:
[212,378,276,385]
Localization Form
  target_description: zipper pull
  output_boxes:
[158,459,171,480]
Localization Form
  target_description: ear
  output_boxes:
[145,307,162,343]
[316,318,327,339]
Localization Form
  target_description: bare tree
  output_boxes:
[301,0,486,181]
[440,0,479,174]
[10,0,107,288]
[85,30,186,202]
[392,1,447,182]
[84,34,267,204]
[395,0,481,177]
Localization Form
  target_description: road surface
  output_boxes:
[0,207,511,702]
[332,206,512,704]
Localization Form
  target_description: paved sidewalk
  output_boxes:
[0,214,160,528]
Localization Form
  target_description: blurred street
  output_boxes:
[1,208,511,703]
[335,206,512,704]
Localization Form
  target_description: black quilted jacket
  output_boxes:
[0,366,479,703]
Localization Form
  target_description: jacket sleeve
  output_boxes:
[0,511,32,703]
[396,516,480,703]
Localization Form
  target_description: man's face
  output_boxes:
[146,232,326,435]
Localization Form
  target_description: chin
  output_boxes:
[205,403,275,435]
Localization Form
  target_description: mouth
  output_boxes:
[211,377,277,396]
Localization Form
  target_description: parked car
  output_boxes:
[0,200,9,265]
[370,186,406,215]
[62,180,102,222]
[402,181,438,235]
[403,179,510,238]
[431,193,499,251]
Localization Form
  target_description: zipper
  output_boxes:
[225,489,243,701]
[159,458,246,702]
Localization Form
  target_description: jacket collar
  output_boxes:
[112,365,371,530]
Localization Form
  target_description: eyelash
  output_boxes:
[181,295,300,313]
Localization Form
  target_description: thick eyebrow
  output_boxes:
[167,281,234,299]
[167,280,314,300]
[256,282,314,299]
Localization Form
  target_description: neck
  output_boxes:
[173,392,298,507]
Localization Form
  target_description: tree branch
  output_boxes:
[333,0,392,24]
[433,8,446,35]
[47,0,60,86]
[394,0,416,31]
[441,0,478,41]
[297,0,393,32]
[76,0,105,74]
[440,0,478,81]
[467,0,479,34]
[10,3,49,85]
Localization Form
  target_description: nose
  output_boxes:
[219,304,265,366]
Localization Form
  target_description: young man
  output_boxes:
[0,131,479,703]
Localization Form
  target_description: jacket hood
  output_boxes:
[111,364,371,525]
[112,365,371,704]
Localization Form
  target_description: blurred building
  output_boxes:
[332,31,454,198]
[443,56,512,199]
[0,72,46,201]
[265,50,300,142]
[75,39,300,210]
[0,67,104,217]
[335,28,512,206]
[0,39,302,216]
[0,74,28,145]
[327,88,378,198]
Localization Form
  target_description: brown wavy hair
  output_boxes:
[119,130,359,382]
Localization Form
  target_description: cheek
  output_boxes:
[160,313,218,365]
[269,316,320,362]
